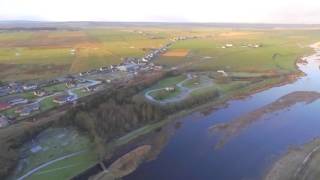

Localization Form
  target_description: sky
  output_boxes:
[1,0,320,23]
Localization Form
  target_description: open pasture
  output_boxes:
[156,30,320,74]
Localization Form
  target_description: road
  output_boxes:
[145,74,214,105]
[31,79,102,105]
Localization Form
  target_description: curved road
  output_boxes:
[145,74,214,105]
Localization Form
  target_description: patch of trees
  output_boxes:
[56,73,170,159]
[56,71,224,159]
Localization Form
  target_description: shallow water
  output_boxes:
[125,47,320,180]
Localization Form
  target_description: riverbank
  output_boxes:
[85,43,317,179]
[265,138,320,180]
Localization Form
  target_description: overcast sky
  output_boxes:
[1,0,320,23]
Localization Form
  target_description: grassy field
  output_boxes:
[156,30,320,73]
[11,128,97,180]
[147,75,186,90]
[150,87,182,100]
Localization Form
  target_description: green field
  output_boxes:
[11,128,97,180]
[150,87,182,100]
[147,75,186,90]
[156,30,319,74]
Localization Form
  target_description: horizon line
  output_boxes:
[1,20,320,26]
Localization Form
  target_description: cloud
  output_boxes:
[1,0,320,23]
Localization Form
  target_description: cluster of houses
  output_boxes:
[0,78,64,98]
[0,82,25,97]
[15,102,40,117]
[76,41,172,80]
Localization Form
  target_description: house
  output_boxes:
[217,70,228,77]
[19,108,32,117]
[0,102,11,111]
[99,67,109,72]
[8,97,28,106]
[225,44,233,48]
[22,84,38,91]
[117,64,139,72]
[0,88,10,97]
[70,49,76,55]
[141,58,149,62]
[153,66,163,70]
[0,115,9,128]
[33,90,46,97]
[165,87,175,92]
[53,94,74,104]
[83,84,100,92]
[65,80,77,88]
[253,44,262,48]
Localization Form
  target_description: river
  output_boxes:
[122,44,320,180]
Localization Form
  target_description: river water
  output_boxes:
[125,45,320,180]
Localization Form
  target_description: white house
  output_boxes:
[217,70,228,77]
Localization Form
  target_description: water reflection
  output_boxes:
[125,45,320,180]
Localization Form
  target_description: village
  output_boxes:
[0,35,259,129]
[0,37,194,129]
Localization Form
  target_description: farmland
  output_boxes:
[2,28,320,81]
[156,30,320,73]
[0,28,170,81]
[2,23,320,180]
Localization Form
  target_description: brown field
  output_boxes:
[162,49,189,57]
[0,31,92,48]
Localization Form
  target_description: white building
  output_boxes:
[217,70,228,77]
